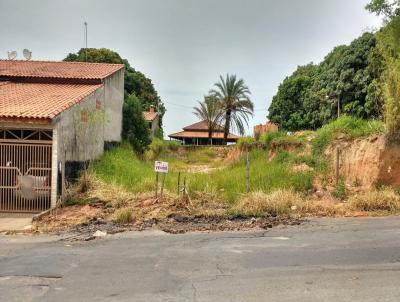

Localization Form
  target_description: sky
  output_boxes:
[0,0,382,136]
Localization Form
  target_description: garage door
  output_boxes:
[0,129,52,213]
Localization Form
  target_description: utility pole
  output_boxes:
[84,22,88,62]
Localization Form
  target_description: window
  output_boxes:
[96,99,102,110]
[81,110,88,123]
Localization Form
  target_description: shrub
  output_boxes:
[334,178,347,200]
[122,94,151,154]
[237,136,256,149]
[114,208,133,224]
[347,188,400,212]
[167,140,179,152]
[146,138,166,160]
[263,131,289,148]
[232,189,302,217]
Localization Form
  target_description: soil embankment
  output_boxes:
[325,135,400,189]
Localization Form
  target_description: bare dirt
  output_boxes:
[32,201,305,240]
[325,135,400,190]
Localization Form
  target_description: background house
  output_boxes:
[0,60,124,213]
[169,120,239,145]
[143,105,159,137]
[253,122,279,137]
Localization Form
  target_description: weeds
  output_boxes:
[312,115,385,155]
[232,189,301,217]
[114,208,133,224]
[347,188,400,212]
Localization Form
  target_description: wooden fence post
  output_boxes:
[246,149,250,193]
[336,147,340,185]
[160,173,166,198]
[178,172,181,195]
[155,172,159,198]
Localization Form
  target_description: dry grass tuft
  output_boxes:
[347,188,400,212]
[85,177,137,209]
[114,208,134,224]
[294,199,346,217]
[233,189,302,217]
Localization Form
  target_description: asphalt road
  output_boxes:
[1,217,400,302]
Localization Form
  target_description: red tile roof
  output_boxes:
[143,111,159,122]
[0,60,124,83]
[183,120,224,132]
[0,82,102,124]
[169,130,239,141]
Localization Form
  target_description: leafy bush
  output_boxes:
[122,94,151,153]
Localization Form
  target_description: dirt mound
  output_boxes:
[325,135,400,190]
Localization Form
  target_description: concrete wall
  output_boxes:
[103,69,124,143]
[54,87,106,164]
[150,116,160,137]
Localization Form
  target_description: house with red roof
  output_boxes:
[142,105,160,137]
[0,60,124,212]
[169,120,239,145]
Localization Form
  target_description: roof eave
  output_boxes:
[0,117,52,126]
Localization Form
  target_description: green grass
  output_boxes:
[312,115,385,155]
[91,145,314,205]
[90,117,384,206]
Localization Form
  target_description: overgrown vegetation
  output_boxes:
[312,115,385,155]
[268,33,382,131]
[348,187,400,213]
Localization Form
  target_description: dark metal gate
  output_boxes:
[0,129,52,213]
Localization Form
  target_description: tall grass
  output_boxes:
[312,115,385,155]
[91,145,314,205]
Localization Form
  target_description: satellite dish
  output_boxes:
[7,51,17,60]
[22,49,32,60]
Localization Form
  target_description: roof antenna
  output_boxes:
[7,51,17,60]
[23,49,32,60]
[84,21,88,62]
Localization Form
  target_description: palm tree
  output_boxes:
[210,74,254,143]
[193,95,223,144]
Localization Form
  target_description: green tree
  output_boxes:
[64,48,166,139]
[375,15,400,140]
[122,94,151,153]
[366,0,400,19]
[193,95,223,144]
[268,64,318,130]
[210,74,254,143]
[268,33,381,131]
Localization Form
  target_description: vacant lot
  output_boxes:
[33,116,400,234]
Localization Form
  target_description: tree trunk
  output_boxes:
[223,110,231,145]
[208,128,213,145]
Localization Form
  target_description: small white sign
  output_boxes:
[155,161,169,173]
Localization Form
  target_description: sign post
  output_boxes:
[155,161,168,198]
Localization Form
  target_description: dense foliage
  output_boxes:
[366,0,400,19]
[122,94,151,153]
[64,48,165,149]
[268,33,382,131]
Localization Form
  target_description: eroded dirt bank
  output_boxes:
[325,135,400,190]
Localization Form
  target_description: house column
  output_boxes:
[51,128,58,208]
